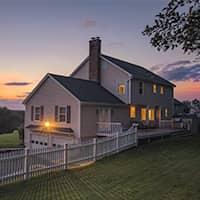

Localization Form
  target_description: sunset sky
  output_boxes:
[0,0,199,110]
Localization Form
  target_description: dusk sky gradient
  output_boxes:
[0,0,199,110]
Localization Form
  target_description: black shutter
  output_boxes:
[55,106,58,122]
[40,106,44,121]
[67,105,71,123]
[31,106,34,121]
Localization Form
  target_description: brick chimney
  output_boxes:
[89,37,101,83]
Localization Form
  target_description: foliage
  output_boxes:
[0,131,22,148]
[0,107,24,134]
[1,135,200,199]
[143,0,200,55]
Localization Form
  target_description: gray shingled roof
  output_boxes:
[50,74,124,104]
[102,54,175,87]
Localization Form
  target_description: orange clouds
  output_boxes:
[0,74,33,100]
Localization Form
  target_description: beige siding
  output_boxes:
[131,79,174,119]
[24,77,80,148]
[101,59,131,103]
[80,104,130,138]
[71,60,89,80]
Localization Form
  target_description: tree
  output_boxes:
[142,0,200,55]
[0,107,24,134]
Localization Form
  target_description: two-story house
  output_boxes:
[24,37,175,148]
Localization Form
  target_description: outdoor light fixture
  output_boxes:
[44,121,50,128]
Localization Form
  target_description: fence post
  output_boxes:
[116,132,119,153]
[133,124,138,146]
[93,138,97,161]
[64,144,68,170]
[24,148,29,180]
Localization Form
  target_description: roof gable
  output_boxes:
[102,54,175,87]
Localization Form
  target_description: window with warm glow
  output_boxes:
[165,108,168,117]
[160,86,164,94]
[118,84,126,95]
[141,108,147,121]
[130,106,136,118]
[153,84,157,93]
[148,109,155,121]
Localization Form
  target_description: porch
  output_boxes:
[96,120,188,139]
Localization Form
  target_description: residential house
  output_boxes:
[24,37,175,148]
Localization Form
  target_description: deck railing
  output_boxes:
[96,122,122,136]
[159,119,186,129]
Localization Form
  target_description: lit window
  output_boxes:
[118,84,126,95]
[153,84,157,93]
[130,106,136,118]
[164,108,168,117]
[139,82,144,95]
[160,86,164,94]
[148,109,155,121]
[141,108,147,121]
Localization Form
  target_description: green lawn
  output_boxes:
[1,135,200,200]
[0,131,22,148]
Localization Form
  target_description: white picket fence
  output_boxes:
[0,125,138,186]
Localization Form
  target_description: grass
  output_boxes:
[1,135,200,200]
[0,131,22,148]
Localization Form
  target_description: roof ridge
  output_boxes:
[102,54,175,87]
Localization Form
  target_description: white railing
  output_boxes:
[159,120,173,129]
[0,124,138,186]
[159,119,186,129]
[96,122,122,136]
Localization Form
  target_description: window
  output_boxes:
[130,106,136,118]
[165,108,168,117]
[35,107,41,120]
[148,109,155,121]
[59,107,66,122]
[160,86,164,94]
[141,108,147,121]
[153,84,157,93]
[33,106,44,121]
[139,82,144,94]
[118,84,126,95]
[55,106,71,123]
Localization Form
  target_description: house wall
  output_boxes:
[131,78,174,120]
[24,77,80,148]
[101,58,131,104]
[71,60,89,80]
[80,104,130,138]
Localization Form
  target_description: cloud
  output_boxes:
[151,60,200,82]
[163,64,200,82]
[4,82,31,86]
[83,19,96,29]
[0,99,24,110]
[166,60,191,68]
[16,92,30,99]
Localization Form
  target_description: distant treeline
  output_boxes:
[0,107,24,134]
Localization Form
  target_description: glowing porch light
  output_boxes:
[44,121,50,128]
